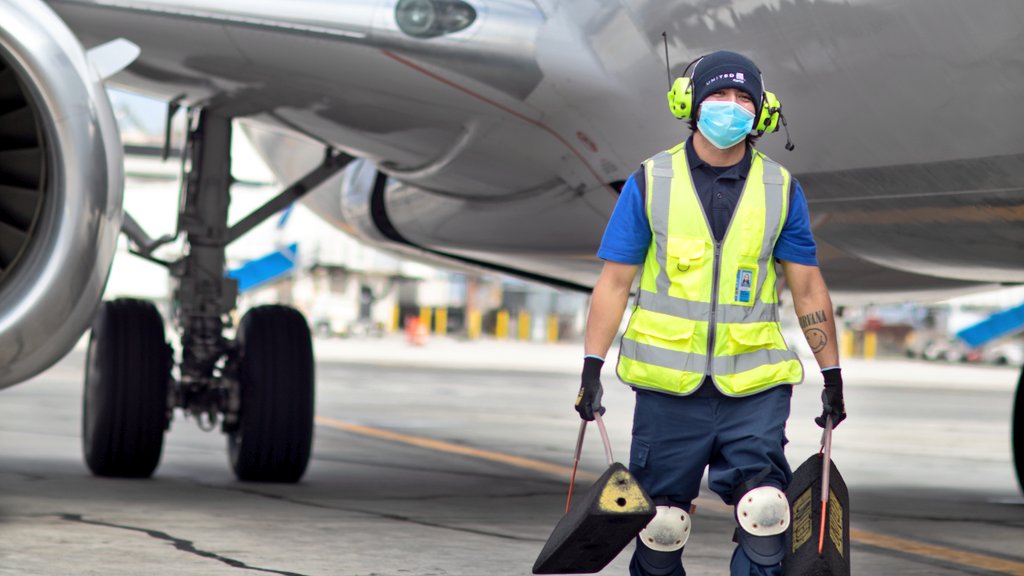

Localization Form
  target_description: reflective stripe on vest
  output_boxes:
[616,143,804,396]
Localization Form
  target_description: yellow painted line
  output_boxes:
[315,416,598,482]
[851,528,1024,575]
[317,416,1024,574]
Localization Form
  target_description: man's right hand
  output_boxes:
[575,356,606,421]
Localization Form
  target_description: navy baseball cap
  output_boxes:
[692,51,763,109]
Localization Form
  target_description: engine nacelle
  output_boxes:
[0,0,125,389]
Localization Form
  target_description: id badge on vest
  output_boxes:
[735,267,756,304]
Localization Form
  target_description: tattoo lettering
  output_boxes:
[806,328,828,353]
[798,310,828,329]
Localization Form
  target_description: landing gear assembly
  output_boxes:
[84,109,350,482]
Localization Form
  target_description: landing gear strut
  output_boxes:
[85,109,350,481]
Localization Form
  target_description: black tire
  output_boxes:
[229,305,314,482]
[83,299,171,478]
[1014,366,1023,496]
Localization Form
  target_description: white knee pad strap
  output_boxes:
[639,506,691,552]
[736,486,790,536]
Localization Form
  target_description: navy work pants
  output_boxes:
[627,385,793,576]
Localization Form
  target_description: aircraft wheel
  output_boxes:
[229,305,314,482]
[1014,365,1023,495]
[83,299,171,478]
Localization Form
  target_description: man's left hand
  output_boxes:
[815,368,846,428]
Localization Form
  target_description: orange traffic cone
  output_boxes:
[405,317,427,346]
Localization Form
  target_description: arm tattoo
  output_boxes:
[806,328,828,353]
[798,310,828,329]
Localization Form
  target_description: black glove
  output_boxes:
[575,356,606,421]
[815,367,847,429]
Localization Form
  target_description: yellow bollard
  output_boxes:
[547,314,559,343]
[863,331,877,359]
[841,330,854,359]
[468,310,482,340]
[518,311,531,341]
[391,305,400,333]
[435,308,448,337]
[420,307,432,334]
[496,310,509,340]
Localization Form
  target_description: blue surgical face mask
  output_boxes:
[697,100,755,150]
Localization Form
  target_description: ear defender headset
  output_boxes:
[665,55,783,135]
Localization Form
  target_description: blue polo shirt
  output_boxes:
[598,139,817,266]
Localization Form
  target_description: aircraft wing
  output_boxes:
[42,0,1022,295]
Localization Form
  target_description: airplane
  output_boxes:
[0,0,1020,490]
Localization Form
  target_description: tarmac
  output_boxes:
[312,334,1021,390]
[0,334,1021,575]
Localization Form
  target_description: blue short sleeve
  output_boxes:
[773,178,818,265]
[597,171,651,264]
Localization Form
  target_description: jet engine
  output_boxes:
[0,0,126,389]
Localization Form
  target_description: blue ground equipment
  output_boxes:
[956,302,1024,348]
[227,243,297,293]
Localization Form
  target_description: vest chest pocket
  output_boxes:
[736,217,766,258]
[665,236,708,300]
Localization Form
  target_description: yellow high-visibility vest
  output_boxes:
[616,142,804,396]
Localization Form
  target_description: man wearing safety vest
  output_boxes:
[575,51,847,576]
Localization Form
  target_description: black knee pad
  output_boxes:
[634,539,684,575]
[736,529,785,566]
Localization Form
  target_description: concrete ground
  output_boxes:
[0,335,1022,575]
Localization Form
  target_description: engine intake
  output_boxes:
[0,57,44,283]
[0,0,125,389]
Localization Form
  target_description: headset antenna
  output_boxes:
[662,32,671,90]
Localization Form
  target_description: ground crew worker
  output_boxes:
[575,50,846,576]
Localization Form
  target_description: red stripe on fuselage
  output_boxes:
[380,49,615,195]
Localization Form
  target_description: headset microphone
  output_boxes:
[780,111,795,151]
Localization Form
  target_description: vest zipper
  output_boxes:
[706,240,722,379]
[702,154,757,387]
[683,144,754,389]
